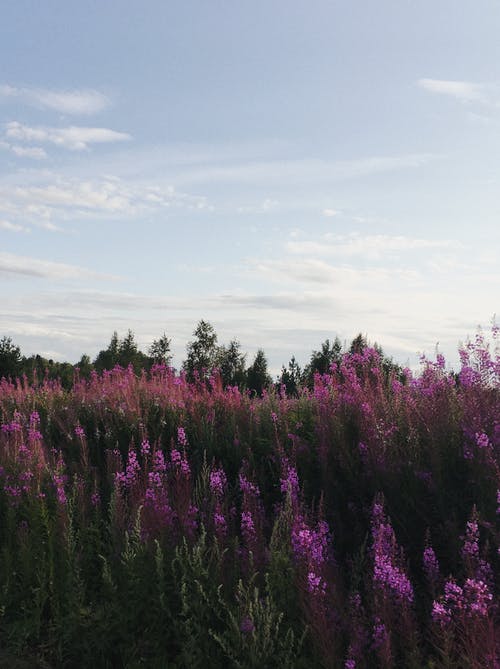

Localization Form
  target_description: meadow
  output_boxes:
[0,327,498,668]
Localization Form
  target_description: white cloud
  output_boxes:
[0,84,110,114]
[0,174,209,228]
[417,78,492,103]
[0,220,30,233]
[175,154,436,187]
[5,121,131,151]
[10,145,47,159]
[322,208,339,217]
[0,252,120,281]
[286,233,458,260]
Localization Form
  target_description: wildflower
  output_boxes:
[214,510,227,535]
[240,617,254,633]
[372,618,388,650]
[209,467,227,497]
[280,461,299,501]
[241,510,256,544]
[475,432,490,449]
[463,578,493,617]
[374,552,414,604]
[423,545,440,584]
[153,450,166,472]
[462,519,480,561]
[307,571,326,596]
[170,449,182,466]
[432,601,452,626]
[177,426,188,447]
[239,473,260,497]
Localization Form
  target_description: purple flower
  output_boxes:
[240,617,254,633]
[177,426,188,447]
[475,432,490,449]
[280,462,299,501]
[462,519,480,561]
[209,467,227,497]
[374,552,414,603]
[423,545,440,584]
[241,510,256,544]
[307,571,326,596]
[463,578,493,617]
[432,601,452,626]
[372,618,388,650]
[239,473,260,497]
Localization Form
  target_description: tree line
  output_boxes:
[0,320,402,393]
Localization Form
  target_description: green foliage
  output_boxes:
[183,320,218,382]
[278,356,302,396]
[94,330,151,373]
[303,337,342,387]
[216,339,247,388]
[0,336,23,379]
[148,332,172,366]
[246,349,271,396]
[210,577,306,669]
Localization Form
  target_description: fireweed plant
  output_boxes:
[0,326,499,668]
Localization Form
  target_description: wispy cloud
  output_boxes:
[286,233,458,260]
[0,220,30,233]
[0,84,111,114]
[0,252,120,281]
[417,78,494,104]
[175,154,436,187]
[0,174,210,229]
[10,144,47,159]
[322,208,339,217]
[0,138,47,159]
[5,121,131,151]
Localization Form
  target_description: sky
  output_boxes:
[1,0,499,374]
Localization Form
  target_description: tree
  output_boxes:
[0,336,23,379]
[303,337,342,386]
[94,331,120,372]
[148,333,172,366]
[183,320,218,381]
[349,333,368,355]
[278,355,302,396]
[246,349,271,395]
[76,354,93,379]
[94,330,149,373]
[216,339,246,388]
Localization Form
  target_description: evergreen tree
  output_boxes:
[246,349,271,396]
[303,337,342,386]
[278,355,302,396]
[94,330,149,373]
[94,331,120,372]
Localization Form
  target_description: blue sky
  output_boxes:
[1,1,499,373]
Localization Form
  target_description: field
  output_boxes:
[0,329,499,668]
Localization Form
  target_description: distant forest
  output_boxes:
[0,319,403,394]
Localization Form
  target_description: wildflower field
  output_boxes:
[0,329,499,668]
